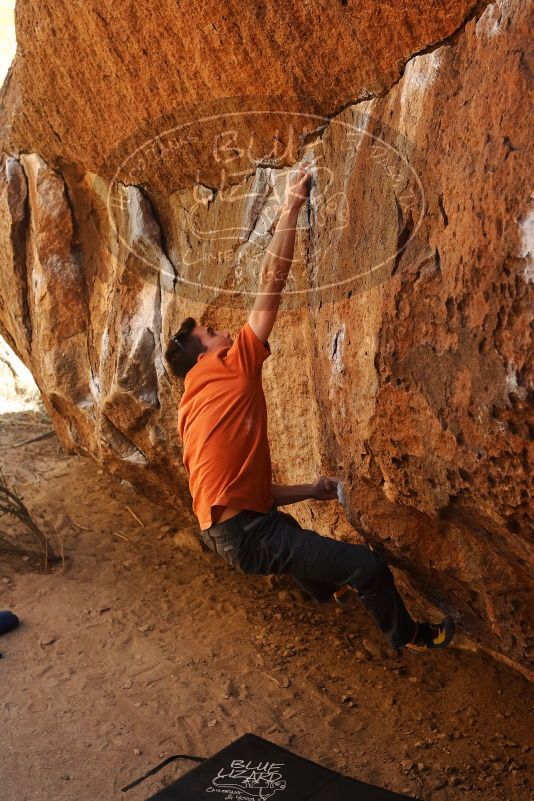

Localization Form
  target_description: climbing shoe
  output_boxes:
[333,585,356,606]
[405,616,455,651]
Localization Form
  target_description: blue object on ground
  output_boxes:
[0,610,19,635]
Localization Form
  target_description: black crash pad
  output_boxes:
[143,733,416,800]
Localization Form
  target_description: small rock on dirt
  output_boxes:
[362,638,383,659]
[173,530,203,551]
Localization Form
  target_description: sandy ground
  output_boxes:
[0,408,532,801]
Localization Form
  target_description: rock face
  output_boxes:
[0,0,480,188]
[0,0,532,673]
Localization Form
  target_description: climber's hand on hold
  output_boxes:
[285,165,312,211]
[311,475,339,501]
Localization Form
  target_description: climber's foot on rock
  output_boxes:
[405,616,455,652]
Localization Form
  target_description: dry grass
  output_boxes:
[0,465,60,570]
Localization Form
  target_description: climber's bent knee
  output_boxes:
[348,549,391,596]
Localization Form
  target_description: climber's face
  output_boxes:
[194,324,233,360]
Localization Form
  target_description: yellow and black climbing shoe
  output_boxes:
[405,616,455,651]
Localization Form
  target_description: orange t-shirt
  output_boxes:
[177,322,274,530]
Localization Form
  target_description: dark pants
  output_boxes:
[200,504,416,649]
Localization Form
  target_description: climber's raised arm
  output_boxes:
[248,166,311,342]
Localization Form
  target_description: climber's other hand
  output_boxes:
[311,475,339,501]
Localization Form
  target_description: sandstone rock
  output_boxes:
[0,1,480,191]
[0,0,532,674]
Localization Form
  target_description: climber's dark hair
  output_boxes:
[164,317,207,379]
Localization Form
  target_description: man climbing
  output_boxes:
[165,166,455,653]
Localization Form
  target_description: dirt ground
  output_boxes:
[0,408,532,801]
